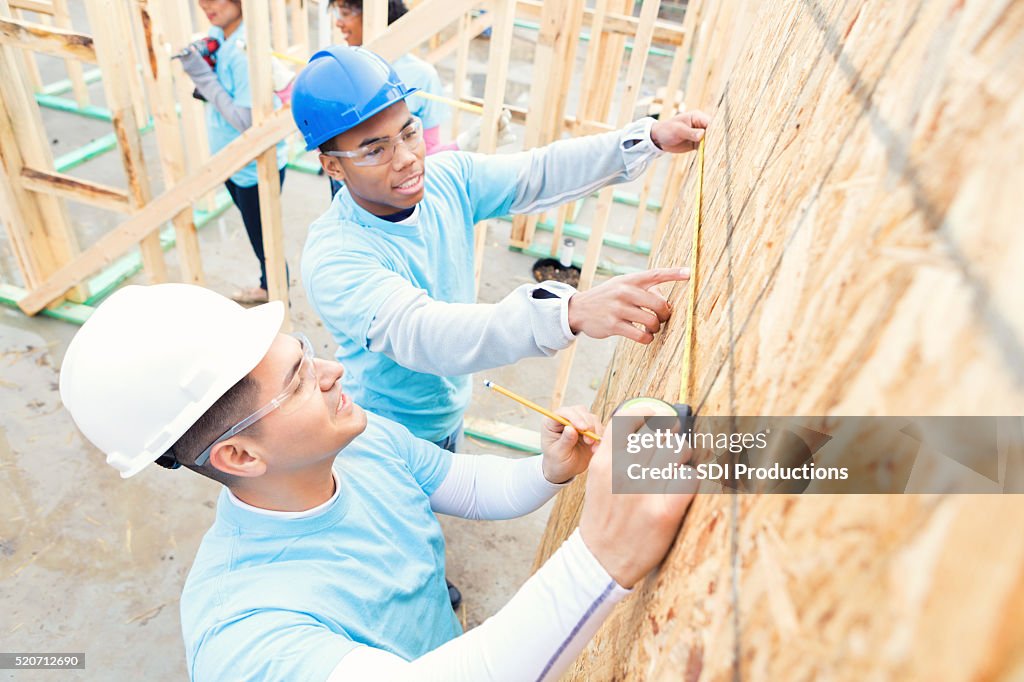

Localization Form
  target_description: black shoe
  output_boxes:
[446,578,462,612]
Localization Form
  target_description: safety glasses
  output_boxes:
[330,4,361,21]
[322,116,423,167]
[193,333,317,467]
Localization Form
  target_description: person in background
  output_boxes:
[326,0,513,197]
[180,0,290,305]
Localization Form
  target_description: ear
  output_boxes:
[208,438,267,478]
[319,154,348,183]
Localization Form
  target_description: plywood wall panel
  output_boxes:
[536,0,1024,679]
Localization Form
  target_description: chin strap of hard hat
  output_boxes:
[154,450,182,470]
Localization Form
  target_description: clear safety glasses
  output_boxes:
[322,116,424,167]
[330,5,361,21]
[193,333,318,467]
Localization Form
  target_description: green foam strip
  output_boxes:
[35,94,112,121]
[38,68,103,97]
[53,120,155,173]
[497,216,652,255]
[0,284,94,325]
[464,426,541,453]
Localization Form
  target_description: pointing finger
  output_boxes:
[623,267,690,289]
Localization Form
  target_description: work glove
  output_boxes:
[457,108,516,151]
[178,46,213,79]
[271,56,296,105]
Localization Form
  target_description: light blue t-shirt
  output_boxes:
[302,151,524,442]
[393,53,447,131]
[180,413,458,681]
[207,23,288,187]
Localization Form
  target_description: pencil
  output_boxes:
[483,380,602,442]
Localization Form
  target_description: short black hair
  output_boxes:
[329,0,409,24]
[319,135,339,154]
[166,374,260,484]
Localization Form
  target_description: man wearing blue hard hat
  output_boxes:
[294,46,710,450]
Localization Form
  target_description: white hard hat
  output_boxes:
[59,284,284,478]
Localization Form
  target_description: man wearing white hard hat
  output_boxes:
[60,283,696,681]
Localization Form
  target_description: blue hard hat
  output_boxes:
[291,46,420,151]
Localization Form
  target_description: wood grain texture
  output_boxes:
[0,13,94,61]
[87,0,166,285]
[516,0,685,47]
[16,108,294,315]
[0,0,81,297]
[133,0,204,285]
[536,1,1024,679]
[20,167,131,213]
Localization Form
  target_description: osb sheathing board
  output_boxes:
[535,0,1024,679]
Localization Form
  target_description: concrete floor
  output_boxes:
[0,13,675,680]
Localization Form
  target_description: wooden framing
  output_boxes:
[472,0,516,293]
[3,0,690,436]
[366,0,481,59]
[19,168,132,213]
[447,9,474,139]
[629,13,690,247]
[289,0,308,55]
[549,0,662,409]
[242,0,288,308]
[515,0,684,46]
[0,0,81,298]
[426,9,490,66]
[270,0,288,51]
[7,0,525,316]
[86,0,167,284]
[509,0,579,249]
[0,14,95,62]
[1,0,692,457]
[361,0,388,46]
[132,0,204,285]
[9,0,53,13]
[14,8,43,92]
[16,108,294,315]
[163,0,218,213]
[51,0,88,107]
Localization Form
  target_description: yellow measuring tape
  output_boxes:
[678,138,704,404]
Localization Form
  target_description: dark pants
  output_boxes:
[433,421,464,453]
[225,168,288,291]
[434,420,465,611]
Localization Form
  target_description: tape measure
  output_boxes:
[678,138,704,405]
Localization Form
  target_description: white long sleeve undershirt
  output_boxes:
[326,530,630,682]
[428,453,567,520]
[368,281,577,377]
[325,455,629,680]
[364,118,664,378]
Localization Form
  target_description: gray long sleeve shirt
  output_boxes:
[366,118,663,377]
[302,117,664,441]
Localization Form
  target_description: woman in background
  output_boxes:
[180,0,289,304]
[326,0,513,197]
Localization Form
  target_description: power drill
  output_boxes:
[173,36,220,68]
[173,37,221,102]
